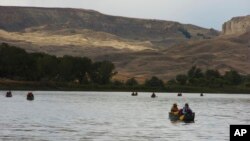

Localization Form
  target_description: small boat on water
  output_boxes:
[200,93,204,96]
[27,92,34,101]
[169,112,179,121]
[131,92,138,96]
[169,112,195,122]
[177,93,182,96]
[6,91,12,97]
[151,93,157,98]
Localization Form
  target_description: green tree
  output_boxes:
[207,78,225,88]
[72,57,92,84]
[58,56,92,83]
[190,78,207,87]
[204,69,224,88]
[90,61,116,85]
[58,56,76,81]
[188,66,204,78]
[113,80,124,86]
[126,77,138,86]
[188,66,204,84]
[36,54,59,80]
[144,76,164,88]
[0,43,36,80]
[176,74,188,85]
[167,79,177,85]
[224,70,242,85]
[205,69,221,79]
[242,75,250,83]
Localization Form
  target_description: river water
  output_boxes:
[0,91,250,141]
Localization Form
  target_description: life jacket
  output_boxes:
[171,107,179,112]
[183,107,192,114]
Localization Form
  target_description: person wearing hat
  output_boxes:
[171,103,179,115]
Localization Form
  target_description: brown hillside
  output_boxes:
[0,6,249,82]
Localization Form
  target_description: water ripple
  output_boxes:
[1,91,250,141]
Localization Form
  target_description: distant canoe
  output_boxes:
[131,92,138,96]
[6,91,12,98]
[177,93,182,96]
[27,92,34,101]
[169,112,195,122]
[151,93,157,98]
[200,93,204,96]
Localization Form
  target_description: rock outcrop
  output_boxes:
[0,6,218,41]
[223,15,250,35]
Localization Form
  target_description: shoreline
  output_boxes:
[1,80,250,94]
[1,90,250,95]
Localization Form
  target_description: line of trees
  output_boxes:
[115,66,250,89]
[121,76,165,88]
[170,66,250,88]
[1,43,250,90]
[0,43,116,84]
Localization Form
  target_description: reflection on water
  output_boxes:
[0,91,250,141]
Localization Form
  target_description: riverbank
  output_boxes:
[1,79,250,94]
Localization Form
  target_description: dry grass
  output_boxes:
[0,30,250,82]
[0,29,153,51]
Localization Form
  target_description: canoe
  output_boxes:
[177,93,182,96]
[151,94,157,98]
[6,91,12,97]
[169,112,179,121]
[27,96,34,101]
[27,92,34,101]
[183,113,195,122]
[169,112,195,122]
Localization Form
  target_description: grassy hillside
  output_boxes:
[1,6,249,82]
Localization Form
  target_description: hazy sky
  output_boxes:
[0,0,249,30]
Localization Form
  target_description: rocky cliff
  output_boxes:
[223,15,250,35]
[0,6,218,41]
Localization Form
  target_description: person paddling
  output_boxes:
[135,92,138,96]
[182,103,192,115]
[171,103,179,115]
[6,91,12,97]
[131,92,135,96]
[27,92,34,100]
[151,92,156,98]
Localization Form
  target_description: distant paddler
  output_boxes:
[171,103,179,114]
[6,91,12,97]
[151,92,156,98]
[169,103,179,121]
[27,92,34,101]
[131,91,138,96]
[179,103,195,122]
[177,93,182,96]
